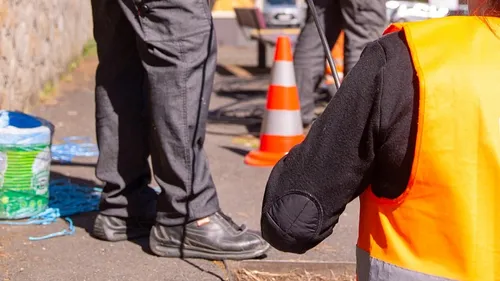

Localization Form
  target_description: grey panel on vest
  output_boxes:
[356,247,456,281]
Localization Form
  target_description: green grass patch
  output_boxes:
[39,80,56,100]
[82,40,97,57]
[38,39,97,100]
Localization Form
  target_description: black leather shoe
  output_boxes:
[92,185,158,241]
[149,211,270,260]
[92,214,155,242]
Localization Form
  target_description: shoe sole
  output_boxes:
[149,230,271,260]
[92,215,152,242]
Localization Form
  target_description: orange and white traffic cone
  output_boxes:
[325,31,344,85]
[244,36,305,167]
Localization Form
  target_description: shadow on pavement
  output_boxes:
[50,171,228,280]
[208,90,266,125]
[50,170,100,189]
[49,171,100,237]
[220,146,251,158]
[51,160,96,168]
[50,171,152,254]
[207,97,264,138]
[210,63,269,132]
[215,64,271,77]
[210,62,334,139]
[181,259,227,281]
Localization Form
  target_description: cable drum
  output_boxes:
[0,111,52,219]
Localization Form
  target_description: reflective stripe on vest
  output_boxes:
[357,16,500,281]
[356,248,455,281]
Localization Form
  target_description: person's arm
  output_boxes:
[260,39,388,254]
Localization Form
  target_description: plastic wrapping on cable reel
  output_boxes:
[0,110,53,219]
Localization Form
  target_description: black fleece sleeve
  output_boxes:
[260,39,388,254]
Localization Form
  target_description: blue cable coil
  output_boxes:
[48,178,103,217]
[0,182,162,241]
[0,179,103,241]
[0,136,159,241]
[51,136,99,163]
[0,208,75,241]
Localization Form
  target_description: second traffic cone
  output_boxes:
[244,36,305,167]
[325,31,345,85]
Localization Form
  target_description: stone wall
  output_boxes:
[0,0,93,110]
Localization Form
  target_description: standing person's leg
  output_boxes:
[118,0,270,259]
[340,0,387,74]
[294,0,343,127]
[91,0,158,242]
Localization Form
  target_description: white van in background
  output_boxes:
[254,0,468,29]
[260,0,307,28]
[386,0,466,23]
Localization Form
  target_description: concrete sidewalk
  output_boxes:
[0,45,358,281]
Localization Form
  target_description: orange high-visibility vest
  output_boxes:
[357,16,500,281]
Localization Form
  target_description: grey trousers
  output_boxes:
[294,0,387,125]
[91,0,220,226]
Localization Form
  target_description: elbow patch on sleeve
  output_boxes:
[266,191,322,242]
